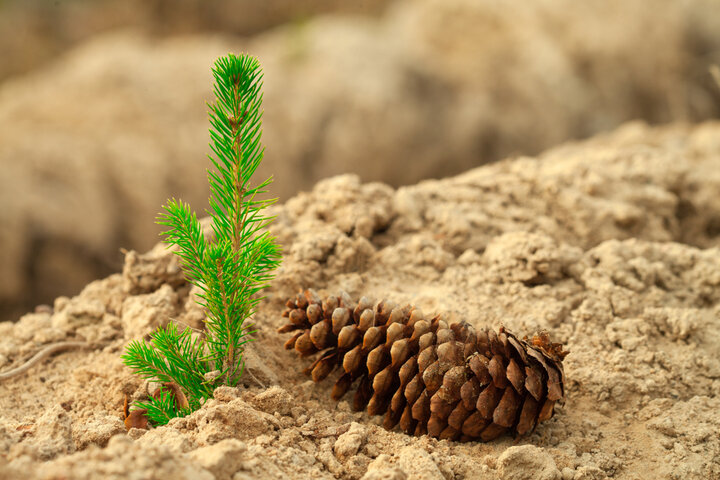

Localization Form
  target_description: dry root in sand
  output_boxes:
[279,289,568,442]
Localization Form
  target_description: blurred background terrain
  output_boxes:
[1,0,719,322]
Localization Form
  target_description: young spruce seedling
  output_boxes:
[122,54,281,425]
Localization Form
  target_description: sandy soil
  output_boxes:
[0,121,719,479]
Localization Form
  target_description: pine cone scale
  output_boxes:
[517,396,540,435]
[493,388,521,427]
[279,290,568,442]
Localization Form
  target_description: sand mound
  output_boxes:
[3,0,720,320]
[1,121,719,479]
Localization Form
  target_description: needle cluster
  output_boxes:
[122,54,281,425]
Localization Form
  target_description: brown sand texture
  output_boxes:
[1,121,719,479]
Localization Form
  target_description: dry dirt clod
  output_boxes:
[496,445,562,480]
[279,290,568,442]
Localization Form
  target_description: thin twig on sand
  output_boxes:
[0,341,88,381]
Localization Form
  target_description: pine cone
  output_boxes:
[279,290,568,442]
